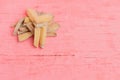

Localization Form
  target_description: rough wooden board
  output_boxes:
[1,0,120,80]
[17,31,27,35]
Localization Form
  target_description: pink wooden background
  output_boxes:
[0,0,120,80]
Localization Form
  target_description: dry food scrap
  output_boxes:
[13,9,60,48]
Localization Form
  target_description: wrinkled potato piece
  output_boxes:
[47,32,57,37]
[18,32,33,41]
[40,26,47,48]
[39,14,54,23]
[19,27,29,32]
[27,9,40,23]
[34,27,41,47]
[26,23,34,33]
[24,17,30,23]
[14,18,24,35]
[47,22,60,33]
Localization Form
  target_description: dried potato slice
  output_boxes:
[19,27,29,32]
[40,26,47,48]
[39,14,54,23]
[47,22,60,32]
[34,27,41,47]
[27,9,39,23]
[24,17,30,23]
[47,32,57,37]
[18,32,33,41]
[14,18,24,35]
[26,23,34,33]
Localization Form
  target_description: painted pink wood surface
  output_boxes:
[0,0,120,80]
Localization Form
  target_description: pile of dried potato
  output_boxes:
[13,9,60,48]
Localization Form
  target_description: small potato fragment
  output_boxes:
[47,32,57,37]
[37,12,45,15]
[17,31,29,35]
[19,27,29,32]
[24,17,30,23]
[18,32,33,41]
[39,14,54,23]
[14,18,24,35]
[17,31,24,35]
[27,9,40,23]
[47,22,60,33]
[26,23,34,33]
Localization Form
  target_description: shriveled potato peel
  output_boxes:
[18,32,33,41]
[13,9,60,48]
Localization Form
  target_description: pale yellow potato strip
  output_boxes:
[47,22,60,33]
[34,27,41,47]
[18,31,24,35]
[37,12,44,15]
[47,32,57,37]
[17,31,29,35]
[39,14,53,23]
[26,23,34,33]
[24,17,30,23]
[14,18,24,35]
[19,27,29,32]
[18,32,33,41]
[40,26,47,48]
[27,9,40,23]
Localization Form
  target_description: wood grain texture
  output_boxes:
[0,0,120,80]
